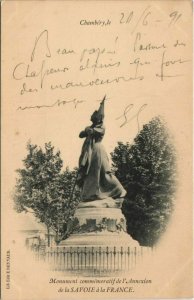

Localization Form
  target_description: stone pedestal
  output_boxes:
[60,198,139,247]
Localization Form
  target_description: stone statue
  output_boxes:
[77,97,126,202]
[60,97,139,247]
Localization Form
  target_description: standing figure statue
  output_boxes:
[77,96,126,201]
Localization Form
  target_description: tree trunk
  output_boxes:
[47,225,50,247]
[55,229,60,245]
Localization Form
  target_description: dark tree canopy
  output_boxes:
[111,116,176,246]
[14,142,80,245]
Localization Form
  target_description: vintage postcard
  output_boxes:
[1,0,193,299]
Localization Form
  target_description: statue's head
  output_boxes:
[90,111,103,124]
[90,97,105,124]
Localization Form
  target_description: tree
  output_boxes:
[14,142,80,245]
[111,116,176,246]
[51,167,80,242]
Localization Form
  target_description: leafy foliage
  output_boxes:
[14,142,80,245]
[111,117,176,246]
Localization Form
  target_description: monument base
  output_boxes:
[59,231,139,247]
[54,199,142,274]
[60,198,139,247]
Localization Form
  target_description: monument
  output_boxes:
[60,96,139,248]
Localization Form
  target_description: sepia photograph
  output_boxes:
[1,0,193,299]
